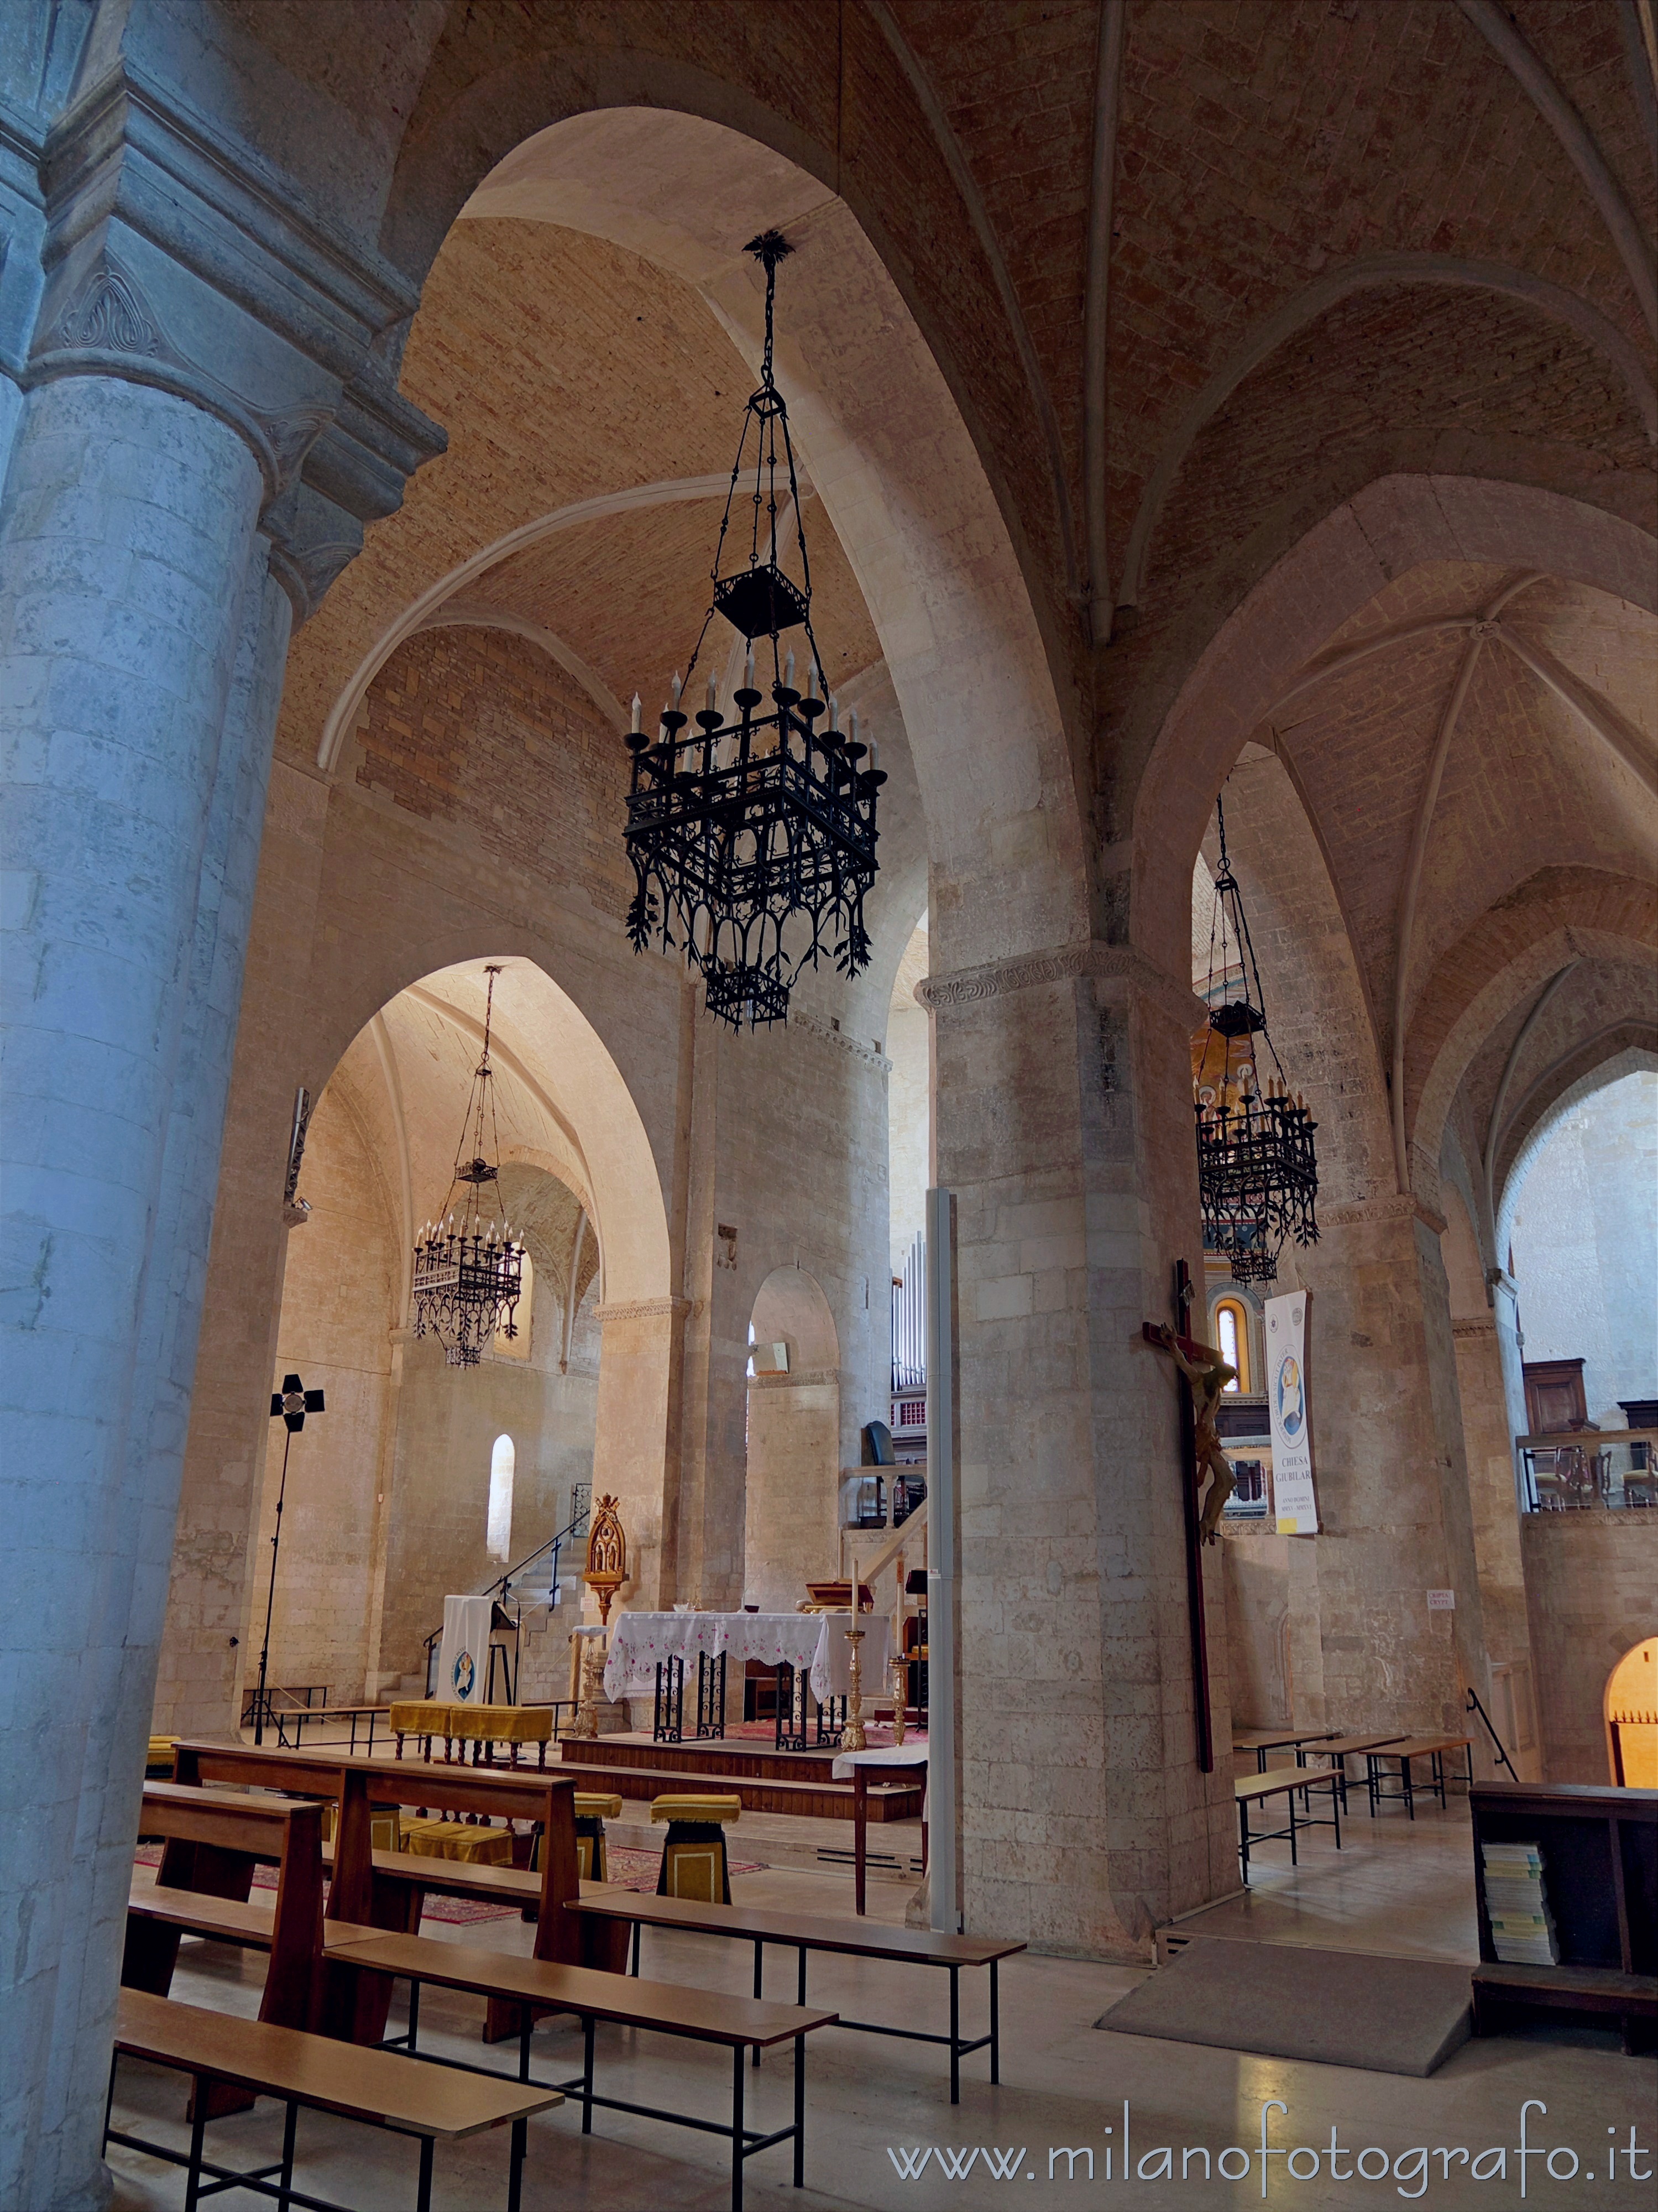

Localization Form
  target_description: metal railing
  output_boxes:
[1516,1428,1657,1512]
[421,1498,592,1699]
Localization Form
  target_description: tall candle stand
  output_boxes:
[890,1654,907,1746]
[843,1627,867,1752]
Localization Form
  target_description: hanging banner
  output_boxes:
[438,1594,493,1703]
[1265,1290,1319,1535]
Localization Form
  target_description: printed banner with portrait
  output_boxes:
[1264,1290,1319,1535]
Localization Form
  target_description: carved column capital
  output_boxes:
[14,60,443,560]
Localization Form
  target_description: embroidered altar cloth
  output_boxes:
[604,1611,866,1705]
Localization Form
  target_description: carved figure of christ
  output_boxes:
[1145,1322,1238,1542]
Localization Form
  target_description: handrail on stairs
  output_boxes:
[420,1501,592,1699]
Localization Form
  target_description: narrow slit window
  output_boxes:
[1214,1300,1248,1392]
[487,1434,515,1561]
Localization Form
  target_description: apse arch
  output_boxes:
[1132,478,1658,997]
[305,951,670,1310]
[363,101,1088,977]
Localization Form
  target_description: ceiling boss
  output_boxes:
[623,231,883,1031]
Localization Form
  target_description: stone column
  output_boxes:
[0,51,440,2203]
[921,947,1237,1959]
[0,372,264,2208]
[1292,1196,1492,1746]
[590,1297,691,1611]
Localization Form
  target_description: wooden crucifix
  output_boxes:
[1141,1260,1233,1772]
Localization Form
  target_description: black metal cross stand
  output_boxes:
[253,1373,325,1746]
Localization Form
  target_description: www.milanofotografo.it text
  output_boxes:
[885,2103,1654,2198]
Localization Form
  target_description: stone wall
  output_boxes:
[1522,1511,1658,1785]
[1509,1071,1658,1428]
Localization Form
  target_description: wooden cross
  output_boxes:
[1142,1260,1215,1772]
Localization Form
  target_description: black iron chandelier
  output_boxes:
[412,964,526,1366]
[1194,795,1319,1284]
[623,230,883,1030]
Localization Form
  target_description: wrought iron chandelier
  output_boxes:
[623,230,883,1030]
[1194,795,1319,1284]
[412,964,526,1366]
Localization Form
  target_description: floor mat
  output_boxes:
[1095,1934,1473,2077]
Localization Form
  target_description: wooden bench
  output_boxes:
[1297,1732,1409,1812]
[1232,1726,1340,1773]
[165,1739,610,2044]
[127,1783,326,2033]
[566,1888,1025,2103]
[325,1928,836,2212]
[106,1986,557,2212]
[1362,1735,1473,1817]
[1235,1767,1342,1880]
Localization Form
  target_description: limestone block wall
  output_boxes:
[242,1082,396,1704]
[1219,1528,1291,1728]
[1522,1512,1658,1784]
[743,1377,842,1613]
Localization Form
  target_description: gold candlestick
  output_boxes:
[843,1627,866,1751]
[890,1654,907,1746]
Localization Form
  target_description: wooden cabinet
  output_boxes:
[1469,1782,1656,2053]
[1523,1358,1590,1435]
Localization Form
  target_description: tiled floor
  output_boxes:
[108,1796,1656,2212]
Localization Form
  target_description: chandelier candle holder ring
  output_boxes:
[623,229,883,1031]
[1194,795,1320,1285]
[411,964,526,1366]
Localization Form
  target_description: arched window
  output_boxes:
[1212,1299,1249,1392]
[487,1435,515,1561]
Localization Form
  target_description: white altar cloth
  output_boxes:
[603,1611,887,1707]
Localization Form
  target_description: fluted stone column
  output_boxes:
[921,947,1237,1959]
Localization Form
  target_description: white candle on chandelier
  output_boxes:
[745,646,756,691]
[828,693,839,732]
[670,670,682,709]
[784,646,796,692]
[706,668,719,712]
[849,707,860,750]
[630,693,641,733]
[806,658,818,701]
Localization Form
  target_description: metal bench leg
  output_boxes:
[407,1978,421,2053]
[731,2044,745,2212]
[519,2009,532,2083]
[752,1938,763,2068]
[1330,1778,1341,1851]
[507,2114,526,2212]
[991,1959,1001,2084]
[183,2094,208,2212]
[793,2032,806,2187]
[415,2133,435,2212]
[582,2016,595,2134]
[1288,1788,1298,1866]
[797,1945,807,2006]
[630,1921,641,1977]
[278,2100,298,2212]
[1404,1757,1416,1821]
[949,1965,960,2104]
[1238,1798,1251,1884]
[102,2051,118,2151]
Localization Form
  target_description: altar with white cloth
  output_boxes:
[603,1610,891,1743]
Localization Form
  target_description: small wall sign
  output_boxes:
[1426,1589,1456,1611]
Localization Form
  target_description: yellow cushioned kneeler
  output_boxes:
[573,1792,623,1882]
[650,1793,741,1906]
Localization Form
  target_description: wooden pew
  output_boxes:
[126,1782,325,2032]
[165,1738,611,2041]
[107,1987,557,2212]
